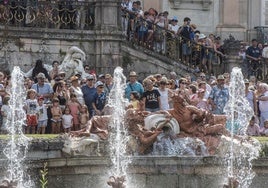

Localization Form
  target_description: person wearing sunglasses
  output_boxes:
[92,81,106,116]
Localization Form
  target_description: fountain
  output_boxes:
[1,66,33,187]
[0,66,264,188]
[222,67,261,188]
[106,67,130,188]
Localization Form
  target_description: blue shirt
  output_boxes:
[81,85,97,111]
[246,46,261,59]
[209,85,229,114]
[125,81,144,101]
[31,83,53,103]
[93,92,106,111]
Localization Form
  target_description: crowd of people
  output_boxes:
[121,0,226,75]
[0,0,267,139]
[121,0,268,80]
[0,58,267,138]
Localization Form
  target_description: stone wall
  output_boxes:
[0,138,268,188]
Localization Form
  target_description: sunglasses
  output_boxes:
[160,82,166,85]
[181,82,187,84]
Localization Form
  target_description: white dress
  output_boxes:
[62,114,73,129]
[71,86,85,105]
[158,88,170,110]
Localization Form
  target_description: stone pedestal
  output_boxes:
[225,55,243,73]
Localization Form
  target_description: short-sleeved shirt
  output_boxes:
[31,83,53,103]
[81,85,97,111]
[246,46,261,60]
[25,99,39,115]
[209,85,229,114]
[142,89,161,109]
[93,91,106,111]
[62,114,73,128]
[37,104,48,121]
[125,81,144,101]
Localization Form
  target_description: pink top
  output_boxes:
[68,102,80,125]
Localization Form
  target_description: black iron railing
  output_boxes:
[254,26,268,43]
[0,1,95,29]
[124,14,227,75]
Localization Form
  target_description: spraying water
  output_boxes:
[2,66,33,187]
[223,67,260,188]
[107,67,131,186]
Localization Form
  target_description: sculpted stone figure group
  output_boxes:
[70,93,228,155]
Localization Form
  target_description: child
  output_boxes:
[261,120,268,136]
[61,107,73,133]
[50,98,62,134]
[1,96,10,134]
[246,116,260,136]
[25,89,39,134]
[129,91,140,109]
[80,104,89,129]
[67,93,81,131]
[37,96,48,134]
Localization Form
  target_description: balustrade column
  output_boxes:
[93,0,122,74]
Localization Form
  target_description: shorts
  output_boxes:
[182,43,192,56]
[38,120,48,128]
[26,114,38,126]
[51,118,62,123]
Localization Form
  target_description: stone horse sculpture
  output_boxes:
[24,46,88,79]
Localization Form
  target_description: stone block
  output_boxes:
[146,174,178,188]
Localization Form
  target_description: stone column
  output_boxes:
[216,0,246,40]
[143,0,162,11]
[93,0,122,74]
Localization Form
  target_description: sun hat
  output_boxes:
[198,33,207,39]
[95,81,104,88]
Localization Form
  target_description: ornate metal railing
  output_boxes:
[254,26,268,44]
[125,16,227,75]
[0,1,95,29]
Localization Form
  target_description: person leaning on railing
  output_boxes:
[246,39,262,79]
[177,17,193,65]
[153,12,168,54]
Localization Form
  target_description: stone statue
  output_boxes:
[60,46,87,79]
[63,93,229,155]
[0,180,17,188]
[24,46,89,79]
[165,93,228,154]
[63,109,171,155]
[107,176,126,188]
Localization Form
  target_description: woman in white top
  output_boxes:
[258,83,268,128]
[69,76,85,105]
[158,77,171,110]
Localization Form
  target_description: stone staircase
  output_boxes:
[121,39,197,79]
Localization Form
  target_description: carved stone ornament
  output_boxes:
[169,0,212,10]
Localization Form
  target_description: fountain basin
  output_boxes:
[0,137,268,188]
